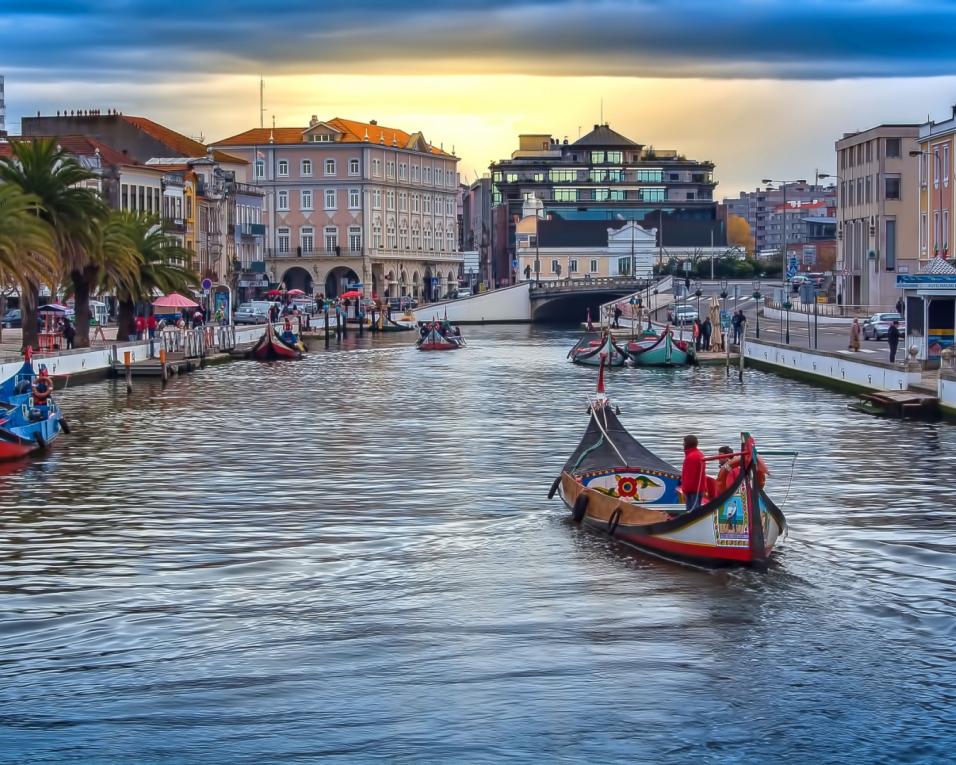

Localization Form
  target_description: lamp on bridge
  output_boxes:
[752,277,762,338]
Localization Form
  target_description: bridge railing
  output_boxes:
[529,276,653,294]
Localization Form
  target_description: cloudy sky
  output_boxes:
[3,0,956,195]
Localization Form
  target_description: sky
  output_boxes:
[3,0,956,196]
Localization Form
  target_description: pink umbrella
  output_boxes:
[152,292,199,309]
[287,288,306,297]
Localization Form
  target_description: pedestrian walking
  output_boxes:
[613,304,623,328]
[849,317,861,352]
[61,317,76,349]
[731,310,742,344]
[134,314,146,340]
[888,320,901,363]
[192,309,204,329]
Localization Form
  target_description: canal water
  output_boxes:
[1,325,955,763]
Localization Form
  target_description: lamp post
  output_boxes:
[909,150,945,259]
[752,277,762,338]
[762,178,807,299]
[816,172,845,303]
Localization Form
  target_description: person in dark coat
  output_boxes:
[693,318,703,351]
[888,320,902,364]
[701,317,713,351]
[61,317,76,349]
[895,297,905,316]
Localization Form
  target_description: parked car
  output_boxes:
[234,303,268,325]
[863,312,905,340]
[2,308,21,328]
[387,296,418,311]
[672,304,699,325]
[453,288,473,299]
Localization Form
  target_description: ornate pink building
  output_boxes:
[211,116,462,300]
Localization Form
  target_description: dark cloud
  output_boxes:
[3,0,956,80]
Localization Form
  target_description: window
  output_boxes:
[934,148,941,187]
[399,192,408,212]
[554,189,578,202]
[569,258,578,273]
[617,257,631,276]
[865,141,872,163]
[301,226,314,254]
[425,166,432,184]
[504,172,517,183]
[446,229,454,252]
[551,259,561,274]
[590,151,604,163]
[921,212,928,250]
[349,188,360,209]
[122,184,129,210]
[138,187,145,211]
[324,159,335,176]
[606,151,622,164]
[865,176,872,204]
[325,226,338,253]
[885,219,897,270]
[590,259,599,273]
[373,218,383,248]
[387,219,397,249]
[373,189,382,209]
[884,175,901,200]
[935,211,941,250]
[412,194,420,213]
[278,159,289,177]
[301,159,313,177]
[399,223,408,249]
[446,198,454,215]
[277,227,290,253]
[399,163,407,180]
[424,195,431,214]
[436,225,443,251]
[945,210,951,250]
[348,225,362,252]
[386,191,395,211]
[277,190,289,210]
[533,172,544,182]
[325,189,337,210]
[424,228,432,250]
[885,138,901,158]
[550,169,577,183]
[309,134,333,142]
[412,165,420,182]
[372,159,382,176]
[857,178,863,203]
[255,159,265,179]
[946,145,951,186]
[635,169,664,183]
[639,188,665,202]
[349,158,360,176]
[386,161,395,178]
[301,189,313,210]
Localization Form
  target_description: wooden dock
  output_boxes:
[849,389,940,418]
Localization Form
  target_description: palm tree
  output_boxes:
[106,212,197,340]
[0,138,106,348]
[0,184,58,343]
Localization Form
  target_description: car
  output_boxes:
[453,288,473,299]
[862,312,905,340]
[2,308,22,328]
[672,304,698,325]
[387,296,418,311]
[234,303,268,325]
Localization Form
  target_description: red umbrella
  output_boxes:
[265,289,284,297]
[340,289,363,299]
[287,288,306,297]
[153,292,199,308]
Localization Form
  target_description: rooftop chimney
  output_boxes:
[370,119,378,126]
[309,114,318,127]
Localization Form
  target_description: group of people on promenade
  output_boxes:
[848,317,902,362]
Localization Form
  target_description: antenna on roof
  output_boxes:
[600,98,603,125]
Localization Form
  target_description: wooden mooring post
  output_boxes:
[324,308,330,348]
[123,351,133,394]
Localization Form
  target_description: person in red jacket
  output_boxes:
[680,434,707,511]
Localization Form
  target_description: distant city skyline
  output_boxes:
[4,1,956,195]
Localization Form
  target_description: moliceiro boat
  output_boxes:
[0,352,69,461]
[568,332,627,367]
[251,321,304,361]
[627,326,696,367]
[416,322,464,351]
[550,358,786,567]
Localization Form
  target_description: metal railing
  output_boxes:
[159,325,237,358]
[764,297,889,318]
[529,276,653,293]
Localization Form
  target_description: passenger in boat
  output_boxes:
[715,446,740,495]
[679,434,707,512]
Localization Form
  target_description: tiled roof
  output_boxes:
[3,134,133,167]
[212,117,454,157]
[921,256,956,274]
[572,124,640,147]
[121,115,248,164]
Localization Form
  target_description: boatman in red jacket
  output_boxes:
[680,434,707,512]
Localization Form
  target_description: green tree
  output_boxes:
[0,138,106,348]
[106,212,197,340]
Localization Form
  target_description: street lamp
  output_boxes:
[762,178,807,300]
[752,277,762,338]
[910,150,945,259]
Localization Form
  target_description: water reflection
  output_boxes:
[0,325,954,763]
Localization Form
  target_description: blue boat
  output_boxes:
[0,356,67,461]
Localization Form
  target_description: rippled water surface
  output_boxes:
[2,325,956,763]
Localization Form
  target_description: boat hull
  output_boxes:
[628,333,694,367]
[251,328,302,360]
[558,471,784,567]
[570,337,627,366]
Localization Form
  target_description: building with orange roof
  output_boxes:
[209,115,462,300]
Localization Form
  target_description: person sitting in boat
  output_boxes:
[715,446,740,496]
[33,365,54,404]
[420,324,429,339]
[679,434,707,512]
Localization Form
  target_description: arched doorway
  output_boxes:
[423,266,433,302]
[412,271,420,300]
[281,266,314,294]
[447,270,456,298]
[325,266,360,298]
[399,270,408,298]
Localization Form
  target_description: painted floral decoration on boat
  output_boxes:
[617,476,639,497]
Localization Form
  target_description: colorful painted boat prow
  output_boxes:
[550,358,786,568]
[626,326,696,367]
[416,323,464,351]
[252,322,304,361]
[0,350,67,462]
[568,332,627,367]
